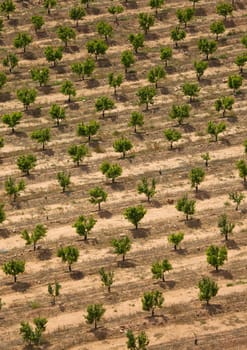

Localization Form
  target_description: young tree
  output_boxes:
[68,144,88,166]
[108,5,124,25]
[206,245,227,271]
[189,167,205,192]
[73,215,96,241]
[49,104,65,126]
[113,137,133,158]
[97,21,113,42]
[182,82,200,102]
[57,26,76,47]
[95,96,114,117]
[215,96,234,117]
[89,186,107,210]
[126,330,149,350]
[20,317,47,346]
[168,232,184,250]
[0,72,6,92]
[198,38,217,60]
[147,65,166,89]
[176,8,194,28]
[216,2,233,21]
[207,121,226,142]
[77,121,100,143]
[228,74,243,94]
[150,0,164,16]
[30,67,49,87]
[137,177,156,202]
[2,260,25,283]
[57,171,71,192]
[160,46,173,67]
[57,246,79,272]
[85,304,105,329]
[121,50,135,75]
[198,277,218,305]
[0,0,15,19]
[16,87,37,110]
[194,60,208,81]
[2,52,18,73]
[142,290,164,317]
[241,34,247,48]
[201,152,210,167]
[129,111,144,133]
[229,191,245,211]
[48,281,61,305]
[164,128,182,149]
[21,224,47,251]
[108,72,123,96]
[5,177,25,202]
[111,236,131,261]
[210,20,225,40]
[31,15,44,32]
[71,58,95,80]
[176,194,196,220]
[86,39,108,60]
[138,12,155,34]
[137,85,156,110]
[60,80,76,102]
[44,0,57,14]
[0,204,6,224]
[218,213,235,241]
[169,103,190,125]
[69,6,85,27]
[124,205,147,229]
[236,159,247,183]
[235,53,247,74]
[151,259,172,282]
[2,112,22,133]
[0,137,4,150]
[14,33,32,53]
[170,26,186,48]
[17,154,37,176]
[44,46,63,66]
[31,128,51,151]
[99,267,114,292]
[128,33,144,53]
[100,161,122,183]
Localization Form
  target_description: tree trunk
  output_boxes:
[69,264,72,272]
[14,275,17,283]
[42,142,45,151]
[134,125,137,133]
[225,233,228,241]
[186,213,189,221]
[146,102,149,111]
[195,185,198,192]
[33,242,36,251]
[108,285,111,293]
[151,308,155,317]
[94,319,97,329]
[174,244,177,250]
[215,265,219,271]
[102,109,105,118]
[205,160,208,167]
[98,202,101,211]
[162,274,165,282]
[122,254,125,261]
[170,142,173,149]
[135,222,138,229]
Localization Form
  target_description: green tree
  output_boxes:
[0,137,4,149]
[86,39,108,60]
[113,137,133,158]
[201,152,210,167]
[236,159,247,183]
[77,120,100,143]
[229,191,245,211]
[244,139,247,154]
[210,20,225,40]
[95,96,114,117]
[49,104,65,126]
[48,281,61,305]
[124,205,147,229]
[31,67,49,87]
[164,128,182,149]
[137,177,156,202]
[170,26,186,48]
[228,74,243,94]
[129,111,144,133]
[168,232,184,250]
[215,96,234,117]
[31,15,44,32]
[218,213,235,240]
[97,21,113,42]
[207,121,226,142]
[241,34,247,48]
[0,72,6,90]
[31,128,51,150]
[17,154,37,176]
[69,6,85,27]
[138,12,155,34]
[44,0,57,14]
[100,161,122,183]
[198,38,217,60]
[21,224,47,251]
[2,112,22,133]
[0,0,15,19]
[71,58,95,80]
[142,290,164,317]
[0,204,6,224]
[128,33,144,53]
[44,46,63,66]
[151,259,172,282]
[182,82,200,102]
[111,236,131,262]
[137,85,156,110]
[216,2,233,21]
[160,46,172,67]
[169,103,190,125]
[176,194,196,220]
[126,330,149,350]
[57,26,76,47]
[189,167,205,192]
[57,246,79,272]
[121,50,135,75]
[99,267,114,292]
[68,144,88,166]
[206,245,227,271]
[108,72,123,95]
[235,53,247,74]
[89,186,107,210]
[147,65,166,89]
[20,317,47,346]
[73,215,96,241]
[2,52,18,73]
[194,60,208,81]
[16,87,37,110]
[150,0,164,16]
[176,8,194,28]
[2,260,25,283]
[14,33,32,53]
[5,177,25,202]
[108,5,124,25]
[57,171,71,192]
[61,80,76,102]
[85,304,105,329]
[198,277,218,305]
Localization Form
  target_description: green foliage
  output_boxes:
[97,21,113,42]
[168,232,184,250]
[0,72,6,89]
[17,154,37,175]
[108,72,123,95]
[207,121,226,141]
[73,215,96,241]
[160,46,172,67]
[89,186,107,210]
[60,80,76,102]
[100,161,122,183]
[57,171,71,192]
[69,6,85,26]
[111,236,131,261]
[31,67,49,87]
[16,87,37,110]
[85,304,105,329]
[150,0,164,16]
[137,85,156,110]
[210,20,225,40]
[236,159,247,183]
[21,224,47,251]
[0,0,15,19]
[31,15,44,32]
[129,111,144,133]
[176,8,194,28]
[216,2,233,20]
[31,128,51,150]
[138,12,155,34]
[189,167,205,192]
[2,111,22,133]
[2,259,25,283]
[176,194,196,220]
[86,39,108,60]
[95,96,114,117]
[235,53,247,74]
[20,317,47,346]
[137,177,156,202]
[147,65,166,88]
[5,177,25,202]
[57,25,76,47]
[2,52,18,73]
[169,103,190,125]
[198,277,218,305]
[229,191,245,210]
[128,33,144,53]
[44,46,63,66]
[206,245,227,271]
[198,38,217,60]
[99,267,114,292]
[194,60,208,81]
[241,34,247,48]
[170,26,186,47]
[44,0,57,14]
[215,96,234,117]
[77,120,100,143]
[151,259,172,282]
[57,246,79,272]
[121,50,135,74]
[126,329,149,350]
[142,290,164,317]
[182,82,200,102]
[71,58,95,80]
[49,104,65,126]
[0,204,6,224]
[68,144,88,166]
[164,128,182,149]
[108,5,124,24]
[113,137,133,158]
[14,33,32,53]
[48,281,61,305]
[201,152,210,167]
[124,205,147,229]
[218,213,235,240]
[228,74,243,93]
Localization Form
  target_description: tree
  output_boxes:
[235,53,247,74]
[31,15,44,32]
[198,277,218,305]
[138,12,155,34]
[2,260,25,283]
[97,21,113,42]
[126,329,149,350]
[128,33,144,53]
[77,121,100,143]
[182,82,200,102]
[0,19,3,33]
[0,137,3,150]
[189,0,200,9]
[215,96,234,117]
[68,144,88,166]
[207,121,226,142]
[129,111,144,133]
[21,224,47,251]
[89,186,107,210]
[17,154,37,176]
[20,317,47,346]
[244,139,247,154]
[137,85,156,110]
[216,2,233,21]
[121,50,135,75]
[108,72,123,96]
[16,87,37,110]
[0,204,6,224]
[228,74,243,94]
[151,259,172,282]
[160,46,172,67]
[31,67,49,87]
[57,246,79,272]
[69,6,85,27]
[57,171,71,192]
[218,213,235,241]
[95,96,114,117]
[5,177,25,202]
[170,26,186,48]
[176,194,196,220]
[236,159,247,183]
[142,290,164,317]
[113,137,133,158]
[2,52,18,73]
[111,236,131,261]
[124,205,147,229]
[206,245,227,271]
[44,0,57,15]
[48,281,61,305]
[85,304,105,329]
[150,0,164,16]
[31,128,51,150]
[164,128,182,149]
[108,5,124,25]
[86,39,108,60]
[14,33,32,53]
[198,38,217,60]
[241,34,247,48]
[210,20,225,40]
[169,103,190,125]
[44,46,63,66]
[2,112,22,133]
[137,177,156,202]
[100,161,122,183]
[73,215,96,241]
[168,232,184,250]
[99,267,114,292]
[194,60,208,81]
[229,191,245,210]
[201,152,210,167]
[0,72,6,90]
[176,8,194,28]
[147,65,166,89]
[60,80,76,102]
[49,104,65,126]
[57,26,76,47]
[189,167,205,192]
[71,58,95,80]
[0,0,15,19]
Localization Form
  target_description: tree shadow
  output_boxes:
[77,24,90,33]
[219,137,231,146]
[211,269,233,279]
[185,218,201,229]
[109,182,125,191]
[195,190,210,200]
[13,130,28,138]
[37,247,53,260]
[145,32,159,41]
[227,115,238,123]
[160,86,169,95]
[8,18,19,26]
[208,58,221,67]
[26,108,42,118]
[203,303,223,315]
[132,131,145,141]
[225,239,240,250]
[0,228,11,239]
[131,227,150,238]
[117,259,136,268]
[225,19,235,28]
[68,102,80,110]
[0,92,11,102]
[175,248,188,255]
[200,78,212,86]
[86,78,100,89]
[43,148,54,157]
[166,65,176,74]
[90,326,108,340]
[150,199,162,208]
[98,58,112,68]
[36,30,49,39]
[64,45,80,53]
[53,65,66,74]
[123,0,138,9]
[195,7,207,16]
[12,281,31,292]
[136,52,148,60]
[116,94,128,103]
[23,51,36,60]
[181,123,196,133]
[98,209,112,219]
[126,71,138,81]
[39,85,54,94]
[70,270,84,280]
[159,280,176,289]
[86,7,101,15]
[146,314,168,323]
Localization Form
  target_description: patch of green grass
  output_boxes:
[27,300,41,309]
